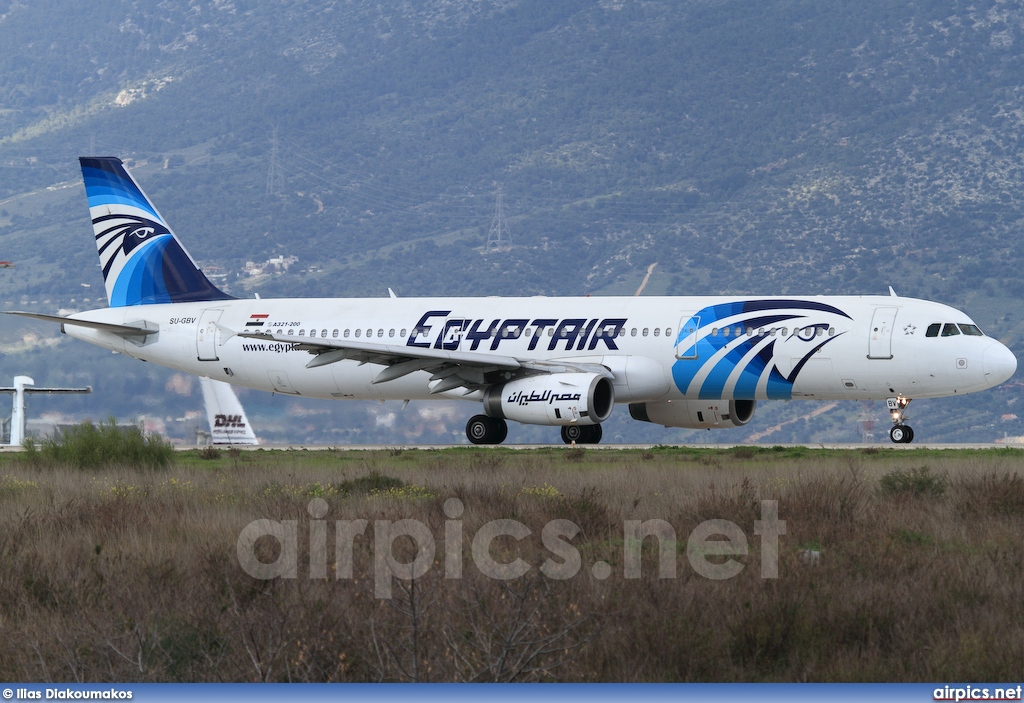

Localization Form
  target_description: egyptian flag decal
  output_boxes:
[246,314,269,328]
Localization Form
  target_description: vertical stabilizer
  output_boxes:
[199,377,258,445]
[80,157,233,306]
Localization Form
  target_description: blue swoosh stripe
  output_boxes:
[82,167,160,220]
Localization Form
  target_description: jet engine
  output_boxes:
[483,373,614,426]
[628,399,756,429]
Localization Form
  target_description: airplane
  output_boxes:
[5,157,1017,445]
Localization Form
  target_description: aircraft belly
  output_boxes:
[326,361,436,400]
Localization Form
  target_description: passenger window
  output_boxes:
[828,327,835,336]
[642,328,649,337]
[366,329,372,338]
[666,328,672,337]
[355,329,361,338]
[941,323,961,337]
[287,329,294,336]
[344,329,350,338]
[959,324,984,336]
[653,328,660,337]
[377,329,384,338]
[333,329,339,338]
[389,329,395,338]
[298,329,305,336]
[631,328,637,337]
[926,323,940,337]
[400,329,406,337]
[712,328,719,337]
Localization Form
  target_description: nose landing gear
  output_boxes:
[886,396,914,444]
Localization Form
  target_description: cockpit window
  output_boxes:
[927,322,984,338]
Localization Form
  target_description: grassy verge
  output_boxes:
[0,446,1022,681]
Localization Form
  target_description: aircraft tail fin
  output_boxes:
[79,157,233,307]
[199,377,259,445]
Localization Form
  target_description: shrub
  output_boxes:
[198,446,221,460]
[957,472,1024,516]
[879,465,947,498]
[334,470,404,496]
[26,417,175,470]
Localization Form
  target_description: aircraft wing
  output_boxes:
[236,330,611,394]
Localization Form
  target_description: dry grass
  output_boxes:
[0,446,1023,681]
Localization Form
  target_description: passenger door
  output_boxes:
[196,309,223,361]
[868,307,898,360]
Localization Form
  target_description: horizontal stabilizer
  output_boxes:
[4,311,157,338]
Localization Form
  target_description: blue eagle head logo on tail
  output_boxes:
[94,213,173,280]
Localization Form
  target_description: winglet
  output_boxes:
[888,286,898,297]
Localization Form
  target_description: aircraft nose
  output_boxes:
[983,341,1017,386]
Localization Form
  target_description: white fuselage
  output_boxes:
[63,294,1015,405]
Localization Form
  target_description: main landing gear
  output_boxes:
[887,396,914,444]
[561,424,603,445]
[465,415,605,445]
[466,415,508,445]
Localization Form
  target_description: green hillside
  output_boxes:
[0,0,1021,443]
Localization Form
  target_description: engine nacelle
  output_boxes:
[629,399,756,429]
[484,373,614,426]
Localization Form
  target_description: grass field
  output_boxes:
[1,444,1023,682]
